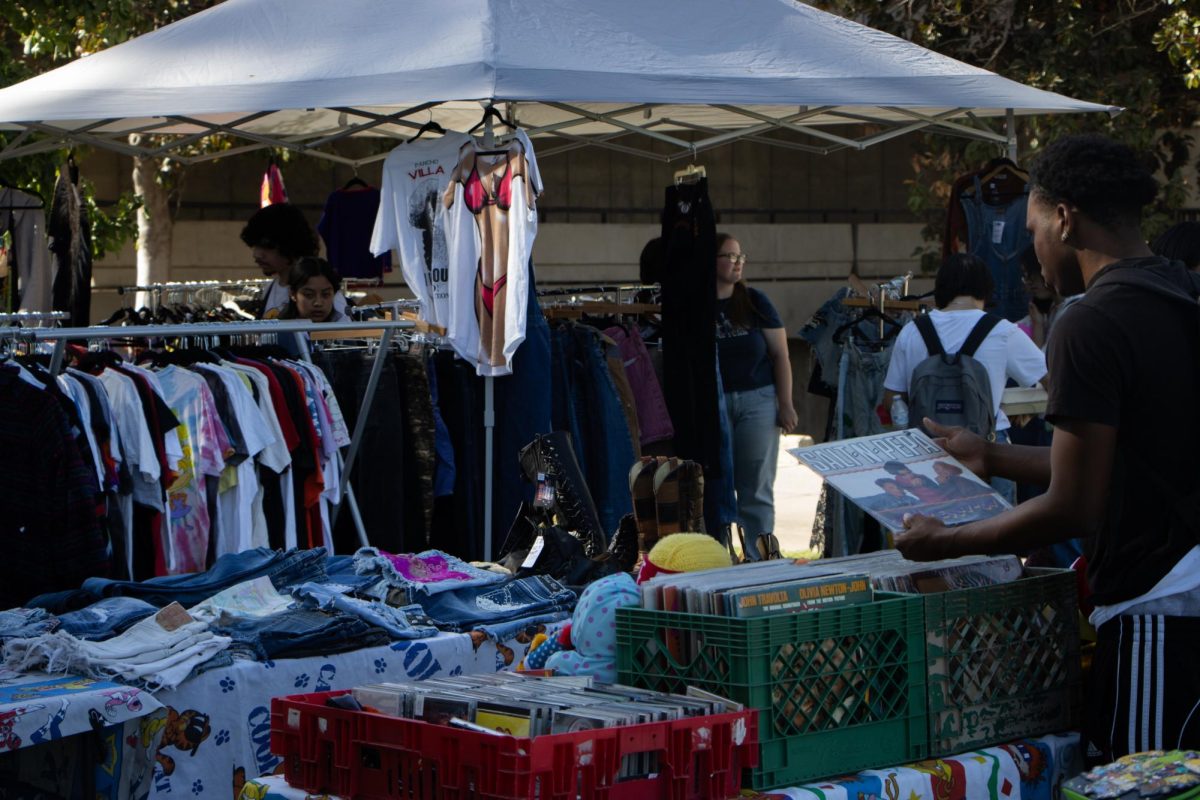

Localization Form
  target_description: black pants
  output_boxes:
[1087,614,1200,763]
[322,350,407,555]
[659,178,720,476]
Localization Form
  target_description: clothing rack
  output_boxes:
[537,283,660,304]
[0,310,69,326]
[19,319,415,553]
[116,279,272,296]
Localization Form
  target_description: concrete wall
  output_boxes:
[92,221,931,333]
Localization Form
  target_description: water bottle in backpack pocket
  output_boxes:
[906,313,1001,440]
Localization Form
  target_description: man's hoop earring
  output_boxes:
[1060,232,1069,243]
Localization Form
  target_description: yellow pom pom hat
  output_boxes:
[637,533,733,584]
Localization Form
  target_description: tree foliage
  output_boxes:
[814,0,1200,263]
[0,1,223,258]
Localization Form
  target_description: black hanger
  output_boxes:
[407,119,446,144]
[833,306,902,344]
[469,105,509,136]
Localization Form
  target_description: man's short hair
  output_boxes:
[1029,133,1158,230]
[875,478,900,488]
[934,253,994,309]
[239,203,320,261]
[882,461,907,475]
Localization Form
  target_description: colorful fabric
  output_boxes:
[353,547,505,596]
[544,572,639,683]
[156,367,231,573]
[144,631,529,800]
[761,733,1083,800]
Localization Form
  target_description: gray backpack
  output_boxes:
[908,313,1001,439]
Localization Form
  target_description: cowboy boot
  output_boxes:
[628,456,666,555]
[676,460,706,534]
[537,431,607,557]
[652,458,683,537]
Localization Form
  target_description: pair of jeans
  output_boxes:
[426,359,457,498]
[961,178,1031,322]
[725,385,781,547]
[844,339,892,438]
[705,357,738,537]
[569,326,635,537]
[492,267,553,560]
[213,607,390,661]
[604,325,674,445]
[353,547,505,596]
[80,547,328,608]
[414,575,576,632]
[293,582,438,640]
[472,610,570,642]
[323,554,384,594]
[55,597,156,640]
[0,608,59,641]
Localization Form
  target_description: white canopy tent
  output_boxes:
[0,0,1118,167]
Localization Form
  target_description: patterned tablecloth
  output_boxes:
[144,630,533,800]
[236,733,1084,800]
[762,733,1084,800]
[0,669,165,798]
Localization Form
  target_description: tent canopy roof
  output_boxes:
[0,0,1118,165]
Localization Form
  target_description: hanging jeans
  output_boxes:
[569,325,635,538]
[725,384,780,548]
[413,575,577,632]
[705,357,738,539]
[960,178,1031,322]
[492,267,553,559]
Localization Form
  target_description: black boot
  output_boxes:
[520,432,606,557]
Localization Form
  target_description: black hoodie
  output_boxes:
[1046,256,1200,607]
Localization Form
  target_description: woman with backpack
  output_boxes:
[881,253,1046,504]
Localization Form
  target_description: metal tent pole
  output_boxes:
[329,327,397,531]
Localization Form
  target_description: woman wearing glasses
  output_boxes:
[714,233,797,559]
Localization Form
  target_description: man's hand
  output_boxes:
[895,514,957,561]
[924,418,989,479]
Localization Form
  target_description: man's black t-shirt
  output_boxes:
[716,287,784,392]
[1045,256,1200,606]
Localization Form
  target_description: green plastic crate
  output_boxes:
[923,567,1081,756]
[616,593,927,790]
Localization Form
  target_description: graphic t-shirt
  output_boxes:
[715,287,784,392]
[441,129,543,376]
[371,132,473,329]
[156,366,231,574]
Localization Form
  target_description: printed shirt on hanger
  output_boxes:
[371,132,472,329]
[442,129,543,376]
[156,366,231,574]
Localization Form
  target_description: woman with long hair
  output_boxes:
[714,232,797,559]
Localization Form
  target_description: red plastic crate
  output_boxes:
[271,690,758,800]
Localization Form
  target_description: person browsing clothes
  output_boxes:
[278,258,347,323]
[240,203,348,319]
[714,233,797,560]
